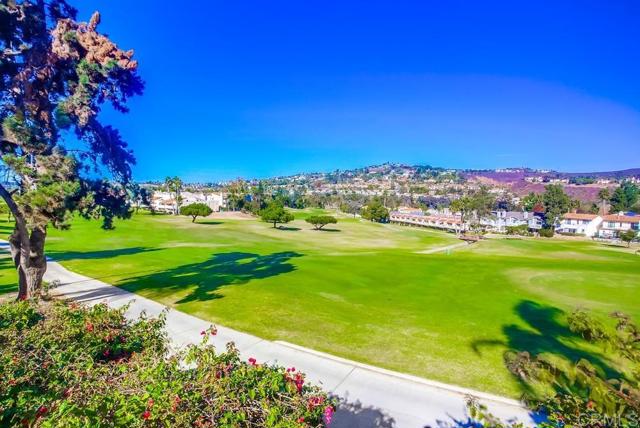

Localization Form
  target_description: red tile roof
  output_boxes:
[562,213,598,221]
[602,214,640,223]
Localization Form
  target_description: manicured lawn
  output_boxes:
[1,211,638,397]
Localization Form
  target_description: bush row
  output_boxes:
[0,300,333,427]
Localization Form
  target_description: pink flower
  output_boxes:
[142,410,151,420]
[200,330,206,335]
[323,406,334,426]
[248,357,257,366]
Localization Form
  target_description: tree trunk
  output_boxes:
[11,225,47,300]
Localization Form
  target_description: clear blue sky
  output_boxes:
[76,1,640,182]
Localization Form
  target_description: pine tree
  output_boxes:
[0,1,143,299]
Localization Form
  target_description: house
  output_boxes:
[389,211,463,233]
[598,213,640,239]
[481,210,542,233]
[556,213,603,237]
[150,191,226,214]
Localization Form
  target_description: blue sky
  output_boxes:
[76,1,640,181]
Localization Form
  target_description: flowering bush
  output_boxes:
[0,300,334,427]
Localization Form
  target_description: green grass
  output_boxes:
[1,211,639,397]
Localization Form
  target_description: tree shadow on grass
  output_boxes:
[277,226,301,231]
[317,228,341,232]
[46,247,160,262]
[0,255,17,295]
[119,251,303,303]
[196,220,223,225]
[472,300,623,395]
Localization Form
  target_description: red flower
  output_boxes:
[147,398,154,408]
[200,330,206,335]
[586,400,594,409]
[85,322,94,332]
[248,357,257,366]
[297,416,305,423]
[36,406,48,417]
[142,410,151,420]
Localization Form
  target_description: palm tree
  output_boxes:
[597,188,610,215]
[164,176,183,215]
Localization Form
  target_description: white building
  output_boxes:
[481,210,542,233]
[598,213,640,238]
[151,191,226,214]
[556,213,603,237]
[390,211,463,233]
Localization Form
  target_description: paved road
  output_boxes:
[1,242,537,427]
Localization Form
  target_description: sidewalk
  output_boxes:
[1,242,536,427]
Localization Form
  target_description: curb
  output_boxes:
[275,340,525,408]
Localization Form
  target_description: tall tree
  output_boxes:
[0,2,143,299]
[542,184,571,226]
[164,176,182,215]
[597,188,610,215]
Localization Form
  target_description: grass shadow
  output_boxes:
[46,247,160,262]
[277,226,301,231]
[472,300,623,395]
[119,251,303,303]
[196,220,223,225]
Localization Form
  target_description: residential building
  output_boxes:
[390,211,462,233]
[150,191,226,214]
[556,213,603,237]
[598,213,640,238]
[481,210,542,233]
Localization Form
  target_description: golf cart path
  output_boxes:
[415,241,471,254]
[0,242,535,428]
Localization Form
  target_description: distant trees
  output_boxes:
[522,192,543,211]
[180,203,213,222]
[610,181,639,213]
[260,201,294,228]
[129,184,152,213]
[449,186,496,232]
[542,184,572,226]
[306,215,337,230]
[361,198,389,223]
[164,177,183,215]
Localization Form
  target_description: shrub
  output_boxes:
[505,225,531,236]
[538,227,555,238]
[0,300,333,427]
[305,215,338,230]
[484,309,640,428]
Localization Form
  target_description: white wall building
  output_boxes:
[481,210,542,233]
[151,191,226,214]
[390,211,463,233]
[598,213,640,238]
[556,213,603,237]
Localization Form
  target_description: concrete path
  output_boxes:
[0,242,536,428]
[415,241,471,255]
